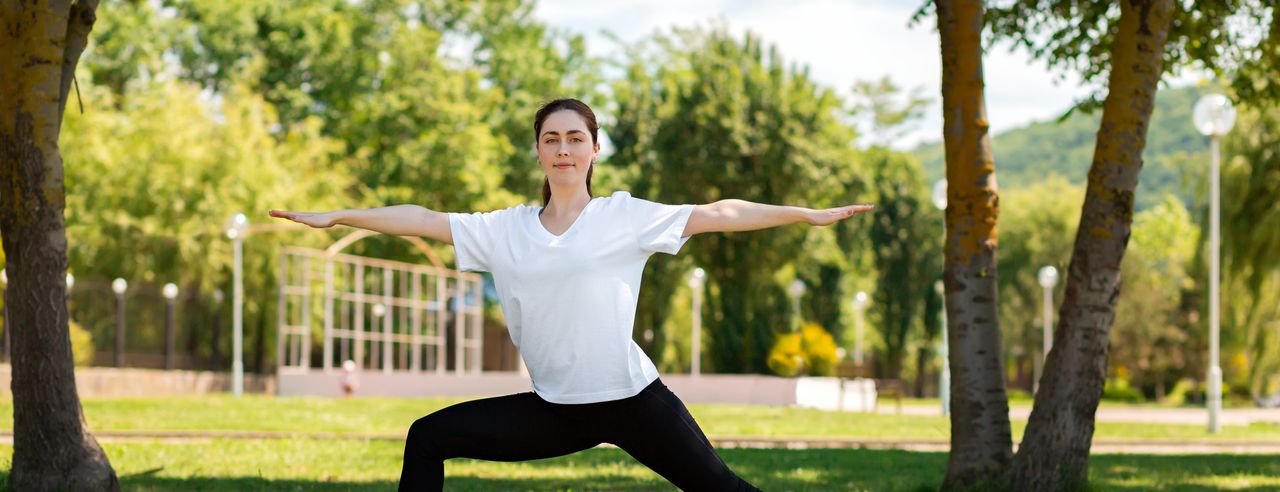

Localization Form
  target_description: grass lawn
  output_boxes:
[1,440,1277,491]
[0,395,1274,442]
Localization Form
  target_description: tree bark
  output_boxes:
[0,1,117,490]
[935,0,1014,487]
[1006,1,1174,489]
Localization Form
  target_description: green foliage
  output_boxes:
[1109,196,1199,394]
[60,75,355,365]
[69,319,93,367]
[984,1,1279,110]
[913,86,1211,211]
[992,177,1080,385]
[1101,377,1145,403]
[766,324,839,377]
[610,26,863,374]
[864,148,941,379]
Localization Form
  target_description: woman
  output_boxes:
[270,98,873,491]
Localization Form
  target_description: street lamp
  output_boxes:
[111,278,128,367]
[852,291,869,366]
[1036,265,1059,393]
[688,268,705,377]
[226,212,249,397]
[787,279,807,332]
[932,179,951,417]
[163,282,179,370]
[1193,93,1236,433]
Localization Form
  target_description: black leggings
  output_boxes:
[398,378,759,491]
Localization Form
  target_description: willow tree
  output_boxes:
[0,0,118,490]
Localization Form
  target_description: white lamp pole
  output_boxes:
[933,179,951,417]
[787,279,807,333]
[1193,93,1236,433]
[852,291,869,366]
[163,282,180,370]
[1,269,8,362]
[111,278,128,367]
[688,268,705,377]
[226,213,249,397]
[1036,265,1059,393]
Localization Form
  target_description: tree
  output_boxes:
[932,0,1014,486]
[0,0,118,490]
[1002,1,1177,487]
[995,178,1082,391]
[865,149,940,380]
[610,26,861,373]
[1219,102,1280,399]
[1110,196,1198,398]
[977,1,1280,488]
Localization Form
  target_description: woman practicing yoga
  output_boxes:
[269,98,873,491]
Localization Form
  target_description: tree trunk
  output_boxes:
[1006,1,1174,489]
[0,1,117,490]
[935,0,1013,487]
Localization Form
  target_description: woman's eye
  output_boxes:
[571,137,582,142]
[544,139,557,144]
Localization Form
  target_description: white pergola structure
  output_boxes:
[276,230,485,380]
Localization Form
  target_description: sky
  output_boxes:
[532,0,1199,150]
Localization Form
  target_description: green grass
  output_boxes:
[0,395,1274,442]
[1,440,1277,491]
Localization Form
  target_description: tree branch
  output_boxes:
[58,0,99,127]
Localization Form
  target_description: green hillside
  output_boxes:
[912,85,1211,211]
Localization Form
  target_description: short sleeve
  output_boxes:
[448,210,505,272]
[625,193,695,255]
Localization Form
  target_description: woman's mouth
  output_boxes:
[554,163,574,169]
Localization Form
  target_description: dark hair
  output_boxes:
[534,98,597,206]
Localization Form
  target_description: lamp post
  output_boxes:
[65,272,75,326]
[1,269,8,363]
[163,282,179,370]
[932,179,950,417]
[1193,93,1236,433]
[852,291,869,367]
[688,268,705,377]
[371,302,387,373]
[226,212,248,397]
[1036,266,1058,393]
[211,288,224,371]
[112,278,128,367]
[787,279,807,333]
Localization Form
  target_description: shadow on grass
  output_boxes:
[1,449,1275,491]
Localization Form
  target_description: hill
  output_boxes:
[911,85,1210,211]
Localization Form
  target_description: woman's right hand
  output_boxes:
[269,210,337,228]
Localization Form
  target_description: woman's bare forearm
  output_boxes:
[332,205,441,238]
[704,199,811,232]
[684,199,873,236]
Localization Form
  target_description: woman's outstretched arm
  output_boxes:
[268,205,454,244]
[683,199,873,237]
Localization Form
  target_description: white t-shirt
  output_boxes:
[448,191,695,404]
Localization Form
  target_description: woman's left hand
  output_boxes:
[806,204,874,226]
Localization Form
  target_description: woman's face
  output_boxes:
[537,110,598,190]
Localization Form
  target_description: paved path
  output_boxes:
[877,404,1280,426]
[0,430,1276,454]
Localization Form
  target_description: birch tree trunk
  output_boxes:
[935,0,1013,487]
[1006,1,1175,489]
[0,1,117,490]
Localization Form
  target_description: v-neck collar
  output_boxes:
[532,197,598,240]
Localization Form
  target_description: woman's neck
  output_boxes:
[542,186,592,217]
